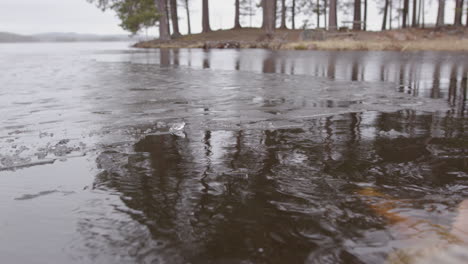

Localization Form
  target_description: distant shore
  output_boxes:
[134,27,468,51]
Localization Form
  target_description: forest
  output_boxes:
[88,0,468,39]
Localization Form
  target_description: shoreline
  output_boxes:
[134,27,468,52]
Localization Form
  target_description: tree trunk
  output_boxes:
[454,0,463,26]
[280,0,287,29]
[202,0,211,32]
[292,0,296,29]
[262,0,266,29]
[382,0,389,30]
[263,0,276,33]
[185,0,191,34]
[398,0,401,28]
[234,0,241,28]
[166,0,171,35]
[363,0,367,30]
[402,0,409,28]
[389,0,393,29]
[436,0,445,27]
[317,0,321,28]
[273,0,277,29]
[156,0,171,40]
[353,0,361,30]
[412,0,417,27]
[324,0,328,29]
[328,0,337,30]
[170,0,181,37]
[417,0,422,26]
[421,0,424,28]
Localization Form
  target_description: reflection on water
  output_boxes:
[0,43,467,263]
[93,111,467,263]
[122,49,467,116]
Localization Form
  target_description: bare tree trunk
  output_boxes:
[363,0,367,30]
[166,0,171,35]
[436,0,445,27]
[417,0,422,26]
[170,0,181,37]
[263,0,276,33]
[324,0,328,29]
[184,0,191,34]
[234,0,241,29]
[317,0,321,28]
[389,0,393,29]
[412,0,417,27]
[402,0,409,28]
[156,0,171,40]
[353,0,362,30]
[280,0,287,28]
[273,0,277,28]
[382,0,389,30]
[262,0,266,29]
[202,0,211,32]
[454,0,464,26]
[292,0,296,29]
[398,0,401,28]
[421,0,424,28]
[466,4,468,26]
[328,0,337,30]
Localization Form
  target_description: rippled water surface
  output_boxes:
[0,42,467,264]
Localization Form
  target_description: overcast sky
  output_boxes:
[0,0,457,36]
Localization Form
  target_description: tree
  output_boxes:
[317,0,321,28]
[234,0,242,28]
[363,0,367,30]
[279,0,288,29]
[412,0,417,27]
[382,0,390,30]
[184,0,191,34]
[417,0,422,26]
[436,0,445,27]
[353,0,362,30]
[328,0,337,30]
[291,0,296,29]
[156,0,171,40]
[389,0,393,29]
[240,0,256,27]
[202,0,212,32]
[87,0,159,35]
[324,0,328,29]
[170,0,181,37]
[402,0,409,28]
[263,0,276,33]
[273,0,278,28]
[454,0,464,26]
[165,0,171,35]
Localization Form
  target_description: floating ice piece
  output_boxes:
[169,122,186,134]
[378,129,408,138]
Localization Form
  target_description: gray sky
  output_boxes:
[0,0,456,36]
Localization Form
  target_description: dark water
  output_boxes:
[0,43,467,264]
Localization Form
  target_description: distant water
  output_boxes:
[0,42,467,264]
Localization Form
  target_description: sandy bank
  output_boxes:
[134,27,468,51]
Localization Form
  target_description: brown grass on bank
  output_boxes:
[135,27,468,51]
[284,38,468,51]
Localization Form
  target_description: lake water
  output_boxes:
[0,42,467,264]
